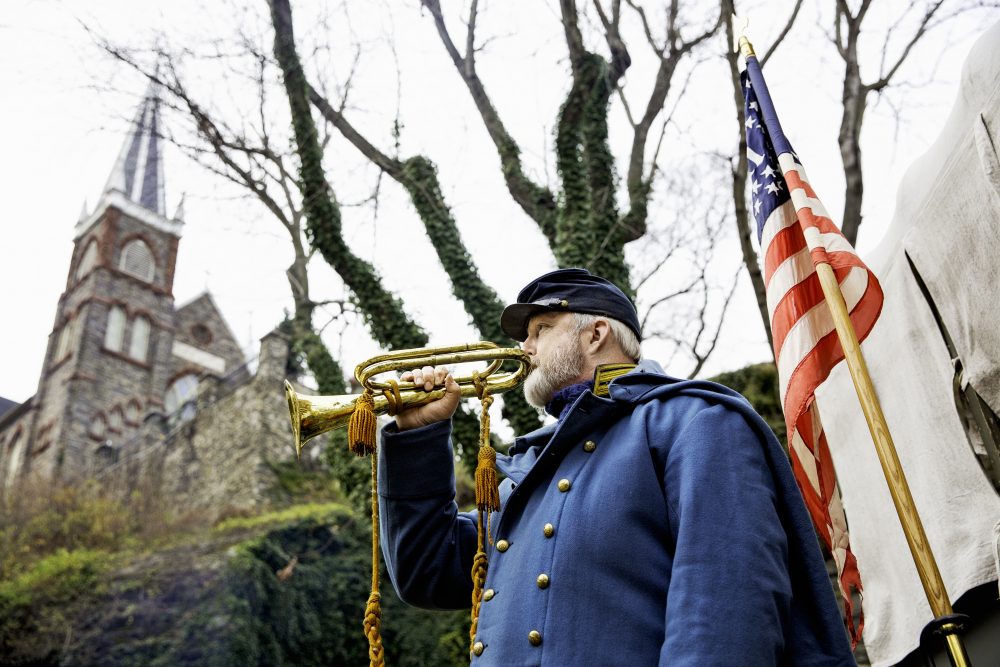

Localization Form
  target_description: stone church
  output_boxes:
[0,88,296,512]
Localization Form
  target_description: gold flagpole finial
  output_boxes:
[731,14,755,58]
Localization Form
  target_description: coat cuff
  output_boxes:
[379,420,455,499]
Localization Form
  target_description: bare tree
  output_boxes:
[831,0,998,244]
[420,0,722,297]
[95,0,751,441]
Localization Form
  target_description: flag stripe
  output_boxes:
[776,267,869,397]
[770,261,869,356]
[759,200,799,258]
[779,272,883,436]
[764,224,807,281]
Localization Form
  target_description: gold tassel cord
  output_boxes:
[469,374,499,655]
[365,451,385,666]
[474,395,500,515]
[348,390,378,456]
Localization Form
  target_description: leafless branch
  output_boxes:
[868,0,945,92]
[760,0,804,66]
[682,266,740,379]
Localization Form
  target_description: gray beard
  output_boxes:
[523,337,585,408]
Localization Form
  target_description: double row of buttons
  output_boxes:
[472,439,598,657]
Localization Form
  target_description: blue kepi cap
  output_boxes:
[500,268,640,342]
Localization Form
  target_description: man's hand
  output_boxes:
[395,365,461,431]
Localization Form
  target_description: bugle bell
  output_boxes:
[285,342,531,456]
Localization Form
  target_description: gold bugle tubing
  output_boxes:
[285,342,530,456]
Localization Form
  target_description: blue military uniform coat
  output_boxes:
[378,361,855,666]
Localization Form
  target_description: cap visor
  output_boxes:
[500,303,549,341]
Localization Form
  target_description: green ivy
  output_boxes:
[398,155,541,436]
[270,0,427,351]
[204,513,469,665]
[554,52,632,298]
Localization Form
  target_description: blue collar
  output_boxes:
[545,380,594,421]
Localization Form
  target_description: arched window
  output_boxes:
[129,316,150,361]
[105,307,126,352]
[5,431,24,490]
[108,407,124,432]
[75,240,99,281]
[165,374,199,415]
[119,239,155,282]
[89,413,107,440]
[125,400,142,424]
[55,319,73,360]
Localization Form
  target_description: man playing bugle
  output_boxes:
[378,268,855,665]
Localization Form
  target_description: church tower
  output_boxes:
[26,85,184,480]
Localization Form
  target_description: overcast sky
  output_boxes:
[1,1,995,403]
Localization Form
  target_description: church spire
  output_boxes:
[102,79,166,216]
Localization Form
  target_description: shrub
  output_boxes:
[0,548,108,662]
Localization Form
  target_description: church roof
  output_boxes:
[0,396,18,419]
[102,80,166,217]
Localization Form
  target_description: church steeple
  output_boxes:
[102,81,166,216]
[76,80,181,240]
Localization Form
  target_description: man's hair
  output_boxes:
[573,313,641,362]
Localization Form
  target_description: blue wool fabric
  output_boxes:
[544,380,593,421]
[377,360,854,666]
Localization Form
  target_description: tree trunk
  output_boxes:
[555,51,632,296]
[839,44,866,245]
[723,2,773,352]
[269,0,427,350]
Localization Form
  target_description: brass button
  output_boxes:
[543,523,555,538]
[528,630,542,646]
[483,588,495,601]
[583,440,597,452]
[472,641,485,656]
[557,478,571,492]
[536,573,550,589]
[559,299,569,308]
[496,539,510,552]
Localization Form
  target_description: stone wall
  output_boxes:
[96,331,296,519]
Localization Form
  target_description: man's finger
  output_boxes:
[421,365,435,391]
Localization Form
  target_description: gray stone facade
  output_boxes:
[0,90,298,514]
[90,331,297,516]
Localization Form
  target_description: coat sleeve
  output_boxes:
[377,419,479,610]
[657,401,793,665]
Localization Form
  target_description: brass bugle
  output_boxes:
[285,342,531,456]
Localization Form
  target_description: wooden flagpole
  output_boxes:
[813,262,969,667]
[735,27,971,667]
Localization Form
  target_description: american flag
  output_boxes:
[742,52,884,645]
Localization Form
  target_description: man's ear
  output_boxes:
[589,318,611,350]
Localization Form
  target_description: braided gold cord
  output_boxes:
[366,447,385,666]
[469,374,498,655]
[382,379,402,417]
[469,519,489,655]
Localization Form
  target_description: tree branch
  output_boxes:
[760,0,804,66]
[420,0,559,244]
